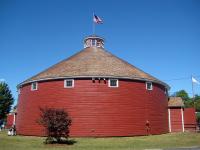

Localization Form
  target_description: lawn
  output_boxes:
[1,131,200,150]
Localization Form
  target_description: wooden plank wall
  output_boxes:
[16,79,168,137]
[184,108,196,131]
[169,108,183,132]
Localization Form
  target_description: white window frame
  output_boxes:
[64,79,74,88]
[165,88,168,95]
[18,88,21,94]
[108,79,119,88]
[31,82,38,91]
[146,82,153,90]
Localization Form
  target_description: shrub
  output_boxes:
[196,112,200,123]
[38,107,72,144]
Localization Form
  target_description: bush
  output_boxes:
[196,112,200,123]
[38,107,72,144]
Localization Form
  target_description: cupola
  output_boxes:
[84,35,104,48]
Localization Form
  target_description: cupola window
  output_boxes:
[91,39,96,46]
[109,79,118,87]
[146,82,153,90]
[31,82,38,91]
[64,79,74,88]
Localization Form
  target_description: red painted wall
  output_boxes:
[6,114,14,128]
[16,79,168,137]
[169,108,183,132]
[184,108,196,131]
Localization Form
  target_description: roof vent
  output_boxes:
[84,35,104,48]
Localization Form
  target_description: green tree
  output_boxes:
[175,90,200,111]
[194,95,200,101]
[184,99,193,108]
[0,82,14,120]
[175,90,190,101]
[196,112,200,123]
[174,90,193,108]
[194,95,200,112]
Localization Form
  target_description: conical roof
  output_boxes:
[20,46,169,88]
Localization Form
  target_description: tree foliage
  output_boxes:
[194,95,200,112]
[196,112,200,123]
[0,82,14,120]
[38,107,72,144]
[173,90,200,111]
[175,90,190,101]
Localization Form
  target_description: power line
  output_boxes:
[165,75,200,97]
[163,75,200,82]
[168,91,194,95]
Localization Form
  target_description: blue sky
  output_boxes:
[0,0,200,105]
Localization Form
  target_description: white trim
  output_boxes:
[18,88,21,94]
[108,79,119,87]
[13,113,16,125]
[18,76,170,90]
[181,108,185,132]
[168,109,171,132]
[146,82,153,90]
[64,79,74,88]
[31,82,38,91]
[84,36,104,43]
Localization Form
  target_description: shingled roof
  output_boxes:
[168,97,184,107]
[19,38,169,88]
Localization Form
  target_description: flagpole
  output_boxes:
[93,12,95,35]
[191,75,195,108]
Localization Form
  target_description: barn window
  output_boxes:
[109,79,118,87]
[146,82,153,90]
[64,79,74,88]
[18,88,21,94]
[91,39,96,46]
[165,88,168,95]
[31,82,38,91]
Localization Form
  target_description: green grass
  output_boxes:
[1,131,200,150]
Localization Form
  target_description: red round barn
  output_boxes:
[16,35,169,137]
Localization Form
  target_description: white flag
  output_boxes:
[192,77,200,84]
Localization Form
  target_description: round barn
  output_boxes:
[16,35,169,137]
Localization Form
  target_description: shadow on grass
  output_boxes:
[44,139,77,145]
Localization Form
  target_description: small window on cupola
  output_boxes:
[91,39,96,46]
[31,82,38,91]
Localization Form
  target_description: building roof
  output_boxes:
[168,97,184,107]
[18,36,169,88]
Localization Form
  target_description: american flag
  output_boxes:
[93,14,103,24]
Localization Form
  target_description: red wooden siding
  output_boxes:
[184,108,196,131]
[6,114,14,128]
[16,79,168,137]
[169,108,183,132]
